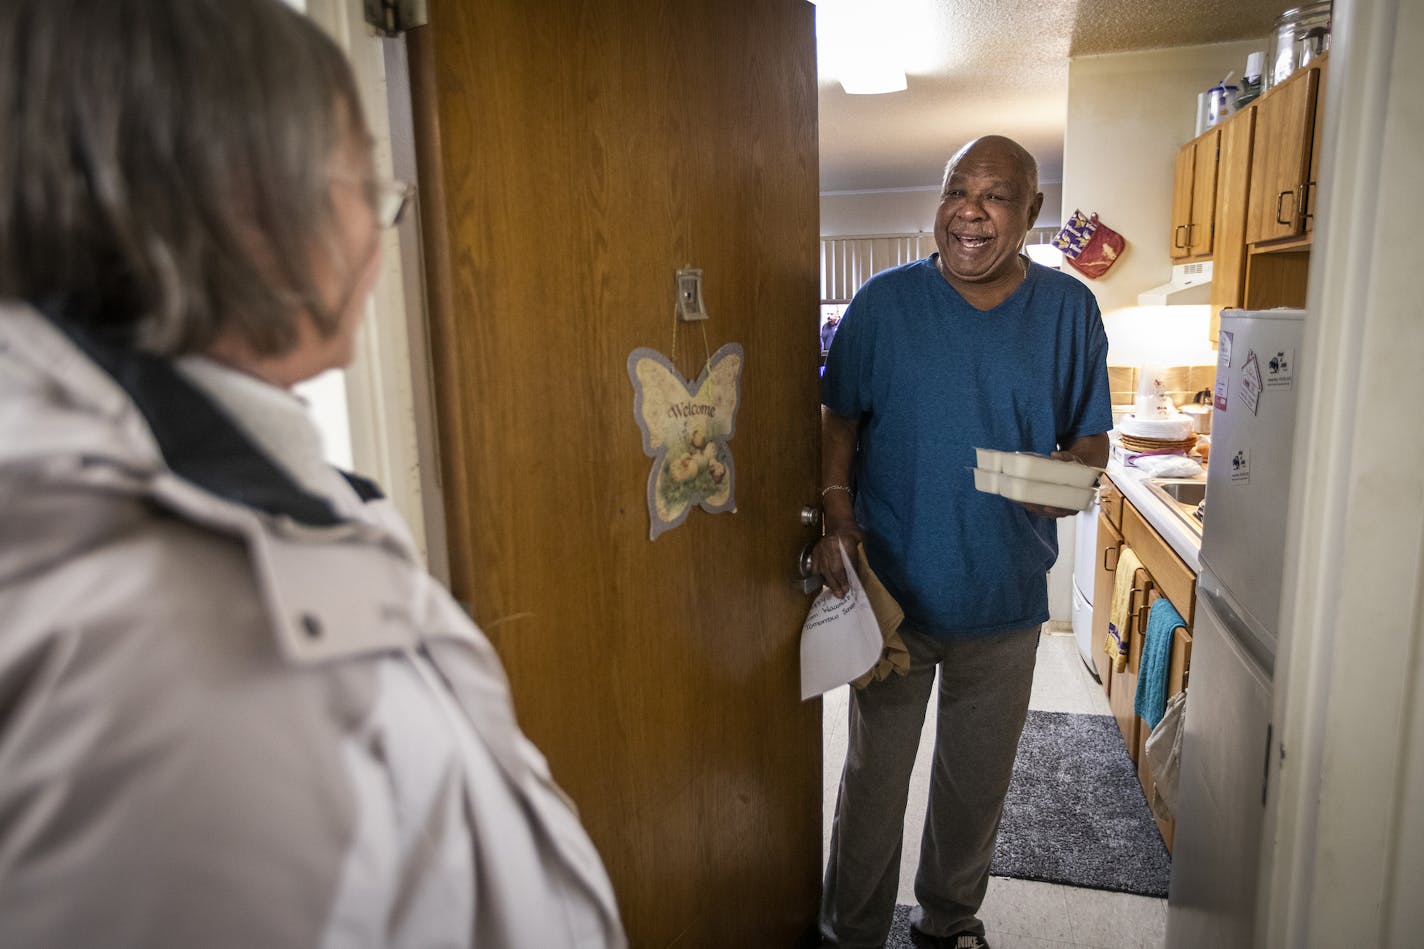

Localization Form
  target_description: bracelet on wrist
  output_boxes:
[820,484,852,499]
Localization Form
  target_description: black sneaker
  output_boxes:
[909,927,990,949]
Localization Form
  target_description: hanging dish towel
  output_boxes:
[1104,547,1142,673]
[1135,597,1187,729]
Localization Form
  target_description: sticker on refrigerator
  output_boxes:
[1214,375,1229,412]
[1239,350,1264,416]
[1265,349,1295,388]
[1230,447,1251,484]
[1218,330,1233,369]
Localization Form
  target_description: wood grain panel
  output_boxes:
[1091,511,1122,694]
[408,3,822,946]
[1246,66,1318,244]
[1188,128,1219,258]
[1121,497,1196,626]
[1209,105,1255,344]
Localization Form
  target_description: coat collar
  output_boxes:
[39,302,377,528]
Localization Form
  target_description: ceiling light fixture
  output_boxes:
[814,0,908,96]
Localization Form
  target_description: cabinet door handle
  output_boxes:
[1173,224,1189,249]
[1104,545,1120,571]
[1185,222,1197,247]
[1300,181,1316,220]
[1275,190,1296,226]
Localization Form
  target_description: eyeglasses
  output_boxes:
[371,179,415,229]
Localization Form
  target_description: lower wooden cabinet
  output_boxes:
[1092,513,1123,693]
[1109,567,1151,761]
[1091,477,1198,852]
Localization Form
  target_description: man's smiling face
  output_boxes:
[933,137,1043,293]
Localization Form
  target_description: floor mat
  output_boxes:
[990,709,1171,897]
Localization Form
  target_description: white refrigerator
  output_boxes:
[1166,308,1306,947]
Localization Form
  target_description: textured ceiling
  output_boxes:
[818,0,1286,192]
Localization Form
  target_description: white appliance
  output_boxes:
[1138,260,1213,306]
[1070,499,1100,675]
[1166,308,1306,947]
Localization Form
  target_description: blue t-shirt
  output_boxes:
[821,255,1112,636]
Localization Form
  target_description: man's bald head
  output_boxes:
[941,135,1039,199]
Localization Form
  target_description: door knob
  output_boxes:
[800,505,822,528]
[793,541,823,595]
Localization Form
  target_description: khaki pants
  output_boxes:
[820,624,1040,948]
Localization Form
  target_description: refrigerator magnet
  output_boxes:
[1265,349,1295,388]
[1218,330,1233,368]
[1230,447,1251,483]
[1239,350,1264,416]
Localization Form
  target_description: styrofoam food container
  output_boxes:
[994,472,1097,511]
[970,467,1000,494]
[974,447,1006,472]
[997,451,1101,488]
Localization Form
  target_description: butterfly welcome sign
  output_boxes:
[627,344,744,540]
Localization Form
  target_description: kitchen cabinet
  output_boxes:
[1137,585,1193,852]
[1245,62,1322,245]
[1208,105,1255,344]
[1092,513,1122,693]
[1092,475,1198,851]
[1108,562,1150,760]
[1198,57,1327,345]
[1121,501,1196,627]
[1169,129,1220,261]
[1091,479,1127,692]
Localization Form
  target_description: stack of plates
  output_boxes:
[1117,412,1195,440]
[1119,432,1198,454]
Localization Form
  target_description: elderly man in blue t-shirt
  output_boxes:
[813,136,1112,949]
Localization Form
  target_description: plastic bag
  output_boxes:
[1144,689,1188,820]
[1129,454,1204,479]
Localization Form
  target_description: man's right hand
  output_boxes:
[811,525,864,599]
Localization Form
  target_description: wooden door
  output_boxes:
[1209,106,1255,344]
[406,4,823,946]
[1246,66,1319,244]
[1091,512,1122,692]
[1110,565,1153,762]
[1305,59,1328,234]
[1169,143,1195,260]
[1187,129,1219,258]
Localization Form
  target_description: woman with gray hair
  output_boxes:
[0,1,625,946]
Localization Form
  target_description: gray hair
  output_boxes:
[0,0,368,355]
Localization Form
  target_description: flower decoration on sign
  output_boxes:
[627,343,743,540]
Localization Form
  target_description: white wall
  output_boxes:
[820,181,1064,237]
[1061,40,1262,314]
[1260,0,1424,941]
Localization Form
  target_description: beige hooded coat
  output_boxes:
[0,303,626,948]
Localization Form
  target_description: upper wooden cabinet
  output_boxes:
[1209,105,1256,341]
[1246,62,1323,244]
[1169,128,1220,260]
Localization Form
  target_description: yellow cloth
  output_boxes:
[1104,547,1142,674]
[850,543,908,688]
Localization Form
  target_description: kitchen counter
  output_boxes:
[1106,459,1203,570]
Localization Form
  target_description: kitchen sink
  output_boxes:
[1146,478,1207,533]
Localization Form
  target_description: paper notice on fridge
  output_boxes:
[1239,350,1264,416]
[799,541,883,700]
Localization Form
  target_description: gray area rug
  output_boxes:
[868,713,1171,949]
[991,709,1171,897]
